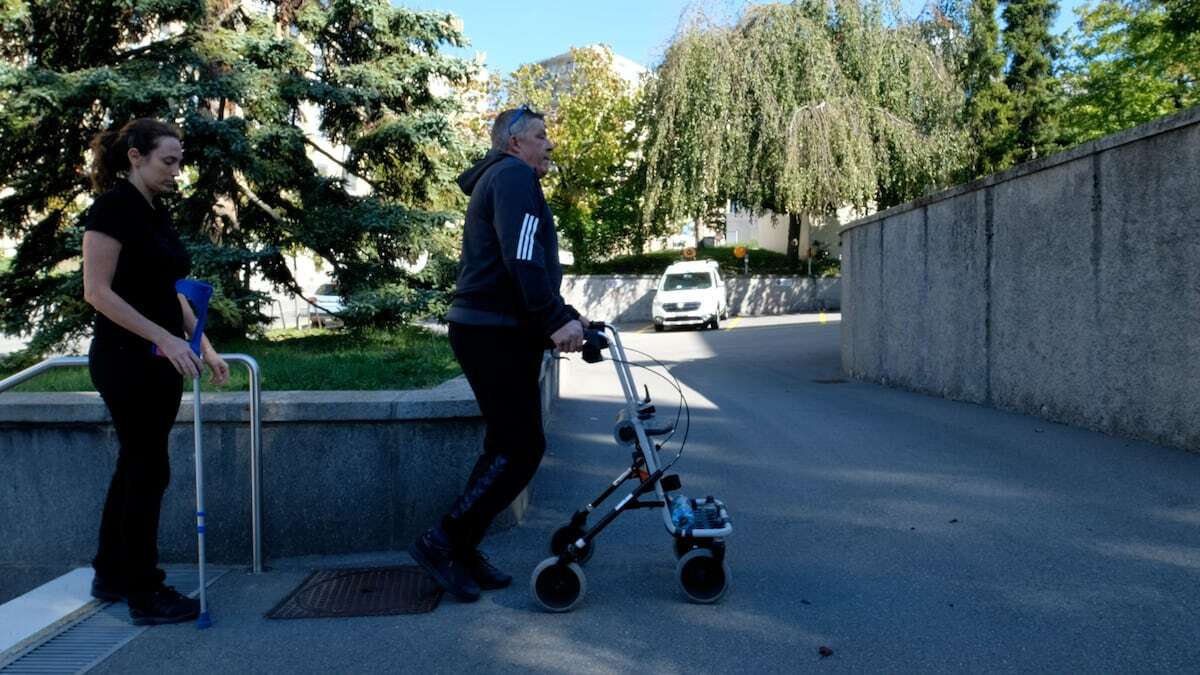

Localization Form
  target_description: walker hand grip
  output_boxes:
[582,330,608,364]
[587,321,606,330]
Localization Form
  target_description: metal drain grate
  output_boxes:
[0,569,226,675]
[265,566,442,619]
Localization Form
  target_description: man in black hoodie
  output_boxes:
[409,105,586,601]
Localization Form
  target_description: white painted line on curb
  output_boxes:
[0,568,94,655]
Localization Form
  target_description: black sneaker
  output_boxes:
[462,549,512,590]
[127,586,200,626]
[91,575,127,603]
[408,527,481,602]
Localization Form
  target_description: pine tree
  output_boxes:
[0,0,475,366]
[963,0,1015,176]
[1001,0,1062,163]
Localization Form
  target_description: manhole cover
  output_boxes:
[265,566,443,619]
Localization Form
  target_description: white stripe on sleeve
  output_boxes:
[528,216,542,258]
[520,215,540,260]
[517,214,533,260]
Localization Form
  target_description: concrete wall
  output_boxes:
[561,274,841,323]
[0,355,558,568]
[840,106,1200,452]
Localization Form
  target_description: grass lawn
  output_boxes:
[1,326,460,393]
[569,245,840,277]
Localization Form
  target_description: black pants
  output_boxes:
[89,340,182,594]
[441,322,548,551]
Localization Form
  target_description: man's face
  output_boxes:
[510,118,554,178]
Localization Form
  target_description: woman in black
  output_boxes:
[81,118,229,625]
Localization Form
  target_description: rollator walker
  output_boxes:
[531,322,733,612]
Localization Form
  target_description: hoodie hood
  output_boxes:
[457,149,513,196]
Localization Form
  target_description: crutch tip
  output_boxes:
[196,613,213,629]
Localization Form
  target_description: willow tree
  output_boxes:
[639,20,739,249]
[0,0,474,365]
[642,0,968,262]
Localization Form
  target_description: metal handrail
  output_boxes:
[0,353,265,574]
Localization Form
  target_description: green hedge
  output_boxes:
[568,245,840,277]
[1,327,460,392]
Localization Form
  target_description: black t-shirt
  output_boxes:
[84,179,191,351]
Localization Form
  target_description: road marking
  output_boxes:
[724,317,743,331]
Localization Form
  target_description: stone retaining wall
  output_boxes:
[0,354,559,567]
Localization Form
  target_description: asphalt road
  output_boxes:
[90,314,1200,673]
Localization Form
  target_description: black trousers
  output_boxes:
[441,322,548,551]
[89,340,182,594]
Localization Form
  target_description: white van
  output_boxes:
[651,260,728,331]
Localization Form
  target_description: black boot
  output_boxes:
[91,574,127,603]
[462,549,512,590]
[409,526,481,602]
[127,585,200,626]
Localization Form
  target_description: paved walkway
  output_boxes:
[8,315,1200,673]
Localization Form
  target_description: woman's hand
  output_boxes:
[156,335,203,378]
[204,349,230,386]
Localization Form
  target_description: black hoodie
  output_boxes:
[447,150,578,336]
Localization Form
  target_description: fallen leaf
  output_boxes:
[818,646,834,658]
[949,518,959,524]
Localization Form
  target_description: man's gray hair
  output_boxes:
[491,106,545,152]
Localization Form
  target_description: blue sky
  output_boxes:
[399,1,1089,77]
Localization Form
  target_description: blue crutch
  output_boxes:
[174,279,215,629]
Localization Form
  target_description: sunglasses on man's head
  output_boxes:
[506,104,537,136]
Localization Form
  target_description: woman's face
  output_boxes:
[129,136,183,196]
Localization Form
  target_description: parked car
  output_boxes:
[307,283,344,328]
[652,260,728,331]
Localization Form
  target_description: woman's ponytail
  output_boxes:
[88,118,182,193]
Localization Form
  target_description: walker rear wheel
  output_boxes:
[531,557,587,613]
[674,536,725,560]
[550,524,595,564]
[676,548,730,604]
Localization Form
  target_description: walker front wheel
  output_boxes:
[531,557,587,613]
[676,548,731,604]
[550,524,595,564]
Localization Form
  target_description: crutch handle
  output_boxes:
[175,279,214,356]
[151,279,214,358]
